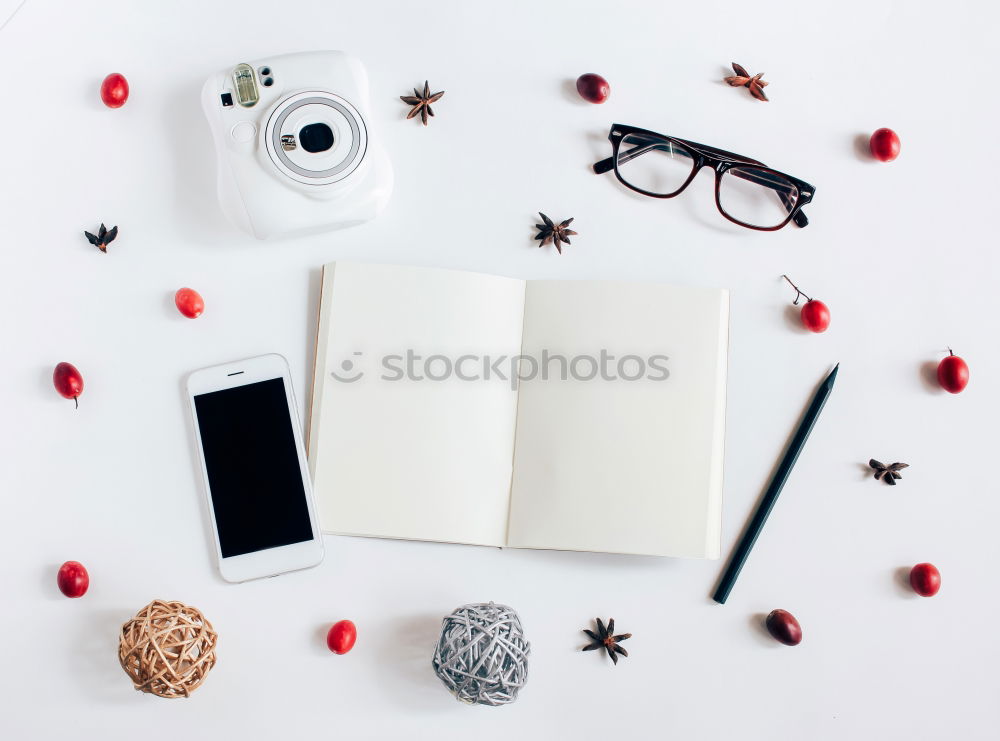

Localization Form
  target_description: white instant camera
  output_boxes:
[201,51,392,240]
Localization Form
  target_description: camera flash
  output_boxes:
[232,63,260,108]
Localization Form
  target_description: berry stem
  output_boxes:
[74,396,79,410]
[782,274,812,305]
[947,347,954,356]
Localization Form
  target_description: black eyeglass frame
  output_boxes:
[593,124,815,231]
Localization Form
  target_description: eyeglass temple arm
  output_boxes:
[592,143,809,227]
[593,139,766,173]
[593,140,663,173]
[784,193,809,227]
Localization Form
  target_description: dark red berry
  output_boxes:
[53,362,84,408]
[909,563,941,597]
[869,128,900,162]
[765,609,802,646]
[937,350,968,393]
[57,561,89,598]
[576,73,610,104]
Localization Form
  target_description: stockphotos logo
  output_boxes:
[330,352,365,383]
[330,349,670,390]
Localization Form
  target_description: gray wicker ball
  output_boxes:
[431,602,530,706]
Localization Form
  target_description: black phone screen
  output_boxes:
[193,377,314,558]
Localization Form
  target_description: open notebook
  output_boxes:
[307,262,729,558]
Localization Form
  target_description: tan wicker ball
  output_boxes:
[118,599,218,698]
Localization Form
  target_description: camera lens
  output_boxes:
[298,123,335,153]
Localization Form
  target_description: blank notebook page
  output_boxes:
[505,280,729,557]
[309,262,525,547]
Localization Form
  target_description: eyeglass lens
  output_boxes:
[718,166,800,229]
[616,133,695,196]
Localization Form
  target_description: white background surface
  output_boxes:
[1,1,998,738]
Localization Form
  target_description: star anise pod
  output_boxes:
[869,459,909,485]
[534,212,577,254]
[400,81,444,126]
[83,223,119,253]
[724,62,769,102]
[582,617,631,665]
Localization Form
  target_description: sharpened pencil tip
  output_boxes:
[825,363,839,386]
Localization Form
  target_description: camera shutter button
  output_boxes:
[230,121,257,143]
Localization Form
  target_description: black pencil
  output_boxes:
[712,364,839,605]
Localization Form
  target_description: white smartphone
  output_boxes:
[186,353,324,582]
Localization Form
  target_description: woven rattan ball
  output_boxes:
[432,602,529,706]
[118,599,218,699]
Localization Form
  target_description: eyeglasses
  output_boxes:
[593,124,815,231]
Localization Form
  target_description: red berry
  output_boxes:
[909,563,941,597]
[800,299,831,333]
[100,73,129,108]
[783,275,830,333]
[765,609,802,646]
[937,350,969,393]
[175,287,205,319]
[57,561,89,598]
[326,619,357,654]
[576,73,610,104]
[53,362,84,408]
[869,128,900,162]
